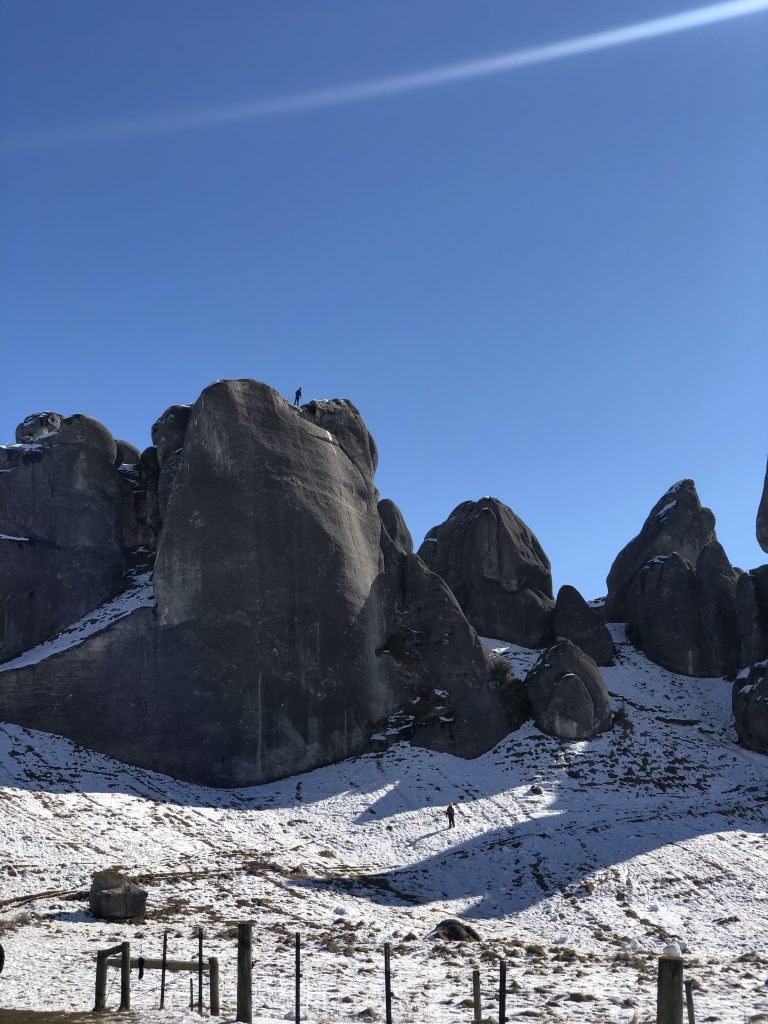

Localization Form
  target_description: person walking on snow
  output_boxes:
[445,803,456,829]
[294,387,302,406]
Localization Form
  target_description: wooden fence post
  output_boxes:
[209,957,220,1017]
[384,942,392,1024]
[472,968,481,1023]
[684,978,695,1024]
[94,951,108,1012]
[237,922,253,1024]
[198,927,204,1015]
[160,930,168,1009]
[657,956,684,1024]
[295,932,301,1024]
[119,942,131,1012]
[498,958,507,1024]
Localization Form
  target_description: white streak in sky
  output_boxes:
[7,0,768,150]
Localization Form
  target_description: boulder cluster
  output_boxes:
[1,379,766,779]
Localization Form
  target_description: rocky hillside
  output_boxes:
[1,379,767,788]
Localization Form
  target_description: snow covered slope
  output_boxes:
[1,625,767,1023]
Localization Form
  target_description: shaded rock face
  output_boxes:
[0,414,156,661]
[430,919,481,941]
[0,380,521,785]
[758,461,768,554]
[605,481,716,622]
[624,543,740,677]
[736,566,768,667]
[733,660,768,755]
[552,585,613,665]
[89,869,147,921]
[417,498,553,647]
[524,638,612,740]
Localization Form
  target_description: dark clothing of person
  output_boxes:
[294,388,302,406]
[446,804,456,828]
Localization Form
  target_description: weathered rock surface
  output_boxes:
[605,481,716,622]
[758,461,768,553]
[0,380,524,785]
[430,919,481,941]
[525,638,612,740]
[417,497,554,647]
[0,414,146,661]
[89,869,147,920]
[733,660,768,755]
[736,566,768,667]
[552,585,613,665]
[624,543,740,677]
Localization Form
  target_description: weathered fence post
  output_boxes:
[160,930,168,1009]
[189,977,194,1010]
[119,942,131,1012]
[657,956,684,1024]
[198,927,204,1015]
[237,922,253,1024]
[498,958,507,1024]
[384,942,392,1024]
[685,978,695,1024]
[472,968,481,1023]
[209,956,220,1017]
[295,931,301,1024]
[94,950,108,1012]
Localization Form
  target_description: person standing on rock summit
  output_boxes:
[445,803,457,829]
[294,387,302,406]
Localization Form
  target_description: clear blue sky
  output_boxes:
[1,1,767,598]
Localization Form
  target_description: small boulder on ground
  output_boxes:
[552,585,613,665]
[525,638,613,740]
[430,918,481,941]
[733,660,768,755]
[89,869,147,920]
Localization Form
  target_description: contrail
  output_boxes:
[7,0,768,150]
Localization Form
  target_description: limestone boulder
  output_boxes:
[525,638,612,740]
[605,481,716,622]
[89,869,147,921]
[418,497,553,647]
[552,585,613,665]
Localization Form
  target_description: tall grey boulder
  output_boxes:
[552,585,613,665]
[733,660,768,755]
[736,566,768,667]
[624,543,740,677]
[417,497,553,647]
[524,638,612,740]
[0,414,142,661]
[605,481,716,622]
[758,460,768,553]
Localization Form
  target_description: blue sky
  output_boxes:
[1,1,767,598]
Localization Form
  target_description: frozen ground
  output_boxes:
[1,625,767,1023]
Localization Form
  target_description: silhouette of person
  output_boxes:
[294,387,302,407]
[445,803,456,829]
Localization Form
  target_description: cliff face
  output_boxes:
[0,380,516,785]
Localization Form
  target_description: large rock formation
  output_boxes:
[417,498,553,647]
[733,660,768,755]
[0,380,522,785]
[736,565,768,667]
[605,480,716,622]
[552,585,613,665]
[524,638,612,740]
[758,460,768,554]
[0,413,155,662]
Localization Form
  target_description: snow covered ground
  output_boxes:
[1,624,767,1023]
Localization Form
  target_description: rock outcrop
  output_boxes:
[605,481,716,622]
[733,660,768,755]
[89,869,147,920]
[0,380,523,785]
[758,461,768,553]
[524,638,612,740]
[417,498,553,647]
[736,566,768,667]
[0,413,154,661]
[552,585,613,665]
